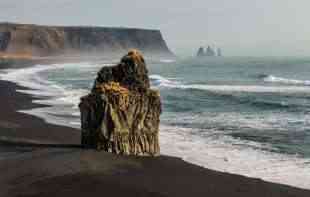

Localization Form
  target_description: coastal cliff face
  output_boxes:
[0,23,174,58]
[79,50,161,156]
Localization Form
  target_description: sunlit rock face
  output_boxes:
[0,23,175,58]
[79,50,161,156]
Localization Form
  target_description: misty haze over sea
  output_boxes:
[1,0,310,57]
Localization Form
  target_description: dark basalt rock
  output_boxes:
[196,47,205,57]
[79,50,161,156]
[206,46,215,57]
[0,32,11,51]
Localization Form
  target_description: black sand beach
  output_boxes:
[1,61,310,197]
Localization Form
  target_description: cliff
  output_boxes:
[79,50,161,156]
[0,23,174,59]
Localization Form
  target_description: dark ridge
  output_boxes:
[0,22,175,58]
[0,138,81,149]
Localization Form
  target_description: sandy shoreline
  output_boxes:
[0,60,310,197]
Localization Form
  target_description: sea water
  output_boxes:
[1,56,310,189]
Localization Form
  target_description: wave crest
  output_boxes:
[262,75,310,86]
[150,75,180,87]
[150,74,310,93]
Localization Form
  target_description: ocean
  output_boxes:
[1,56,310,189]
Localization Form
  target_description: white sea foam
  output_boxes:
[263,75,310,86]
[159,59,176,63]
[0,66,61,96]
[0,63,101,124]
[151,74,310,93]
[160,125,310,189]
[0,62,105,104]
[1,65,310,190]
[168,111,310,132]
[180,84,310,93]
[150,74,180,87]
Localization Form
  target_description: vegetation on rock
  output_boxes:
[79,50,161,156]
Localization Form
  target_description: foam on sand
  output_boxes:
[1,65,310,190]
[160,124,310,189]
[0,63,94,126]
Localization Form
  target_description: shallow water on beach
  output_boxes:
[1,56,310,189]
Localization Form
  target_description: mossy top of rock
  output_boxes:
[93,50,150,92]
[79,50,161,155]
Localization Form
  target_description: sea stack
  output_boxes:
[217,48,222,57]
[0,32,10,51]
[196,45,218,57]
[79,50,161,156]
[205,46,215,56]
[196,47,205,57]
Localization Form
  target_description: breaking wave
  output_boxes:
[160,124,310,189]
[260,74,310,86]
[151,74,310,93]
[0,63,94,127]
[159,59,176,63]
[2,63,310,190]
[150,75,180,87]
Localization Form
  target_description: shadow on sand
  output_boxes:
[0,139,82,149]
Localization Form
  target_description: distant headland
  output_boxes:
[0,22,175,59]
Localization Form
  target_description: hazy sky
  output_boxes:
[1,0,309,56]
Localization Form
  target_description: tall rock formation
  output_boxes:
[0,32,11,51]
[196,46,219,57]
[196,47,205,57]
[79,50,161,156]
[206,46,215,57]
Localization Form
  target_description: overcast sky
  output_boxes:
[1,0,309,56]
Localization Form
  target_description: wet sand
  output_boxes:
[1,61,310,197]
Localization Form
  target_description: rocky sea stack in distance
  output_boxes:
[79,50,161,156]
[196,46,222,57]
